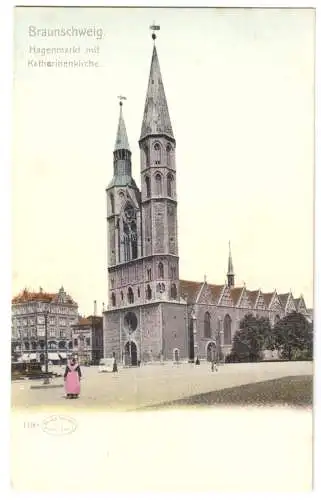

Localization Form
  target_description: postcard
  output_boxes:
[10,5,314,492]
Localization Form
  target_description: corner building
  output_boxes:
[103,40,311,365]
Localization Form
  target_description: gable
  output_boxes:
[297,297,308,315]
[271,295,284,314]
[238,290,252,309]
[286,294,297,314]
[197,283,213,305]
[218,286,234,307]
[256,291,266,310]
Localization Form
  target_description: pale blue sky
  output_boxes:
[13,7,314,314]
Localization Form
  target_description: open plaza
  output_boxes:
[11,360,313,411]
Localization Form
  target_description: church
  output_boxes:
[103,33,311,365]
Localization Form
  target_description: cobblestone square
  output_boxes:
[11,361,313,411]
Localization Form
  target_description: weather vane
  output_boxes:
[150,22,160,41]
[117,95,127,107]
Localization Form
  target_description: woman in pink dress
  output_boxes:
[64,358,82,399]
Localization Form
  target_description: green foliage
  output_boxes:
[273,312,313,361]
[230,314,272,363]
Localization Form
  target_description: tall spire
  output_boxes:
[227,241,235,288]
[140,29,174,142]
[107,98,137,190]
[114,98,130,152]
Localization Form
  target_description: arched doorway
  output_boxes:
[173,348,179,362]
[206,341,216,362]
[39,353,45,364]
[124,341,138,366]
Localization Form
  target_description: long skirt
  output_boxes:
[65,371,80,396]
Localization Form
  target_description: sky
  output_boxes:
[12,6,314,315]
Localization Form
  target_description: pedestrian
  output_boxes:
[64,357,82,399]
[211,359,218,372]
[112,352,118,373]
[195,357,200,365]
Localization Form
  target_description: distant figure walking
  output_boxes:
[64,357,82,399]
[112,352,118,373]
[195,357,200,365]
[211,359,218,372]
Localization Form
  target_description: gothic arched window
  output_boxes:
[158,262,164,279]
[170,284,177,299]
[146,285,152,300]
[144,145,150,167]
[166,143,172,165]
[147,268,152,281]
[131,221,138,259]
[155,173,162,196]
[167,173,173,197]
[127,287,134,304]
[137,287,140,298]
[223,314,232,344]
[154,143,161,165]
[171,266,176,279]
[111,293,116,307]
[121,291,124,301]
[145,176,151,198]
[204,312,211,338]
[110,193,115,214]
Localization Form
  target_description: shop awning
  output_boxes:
[48,353,60,361]
[19,353,37,361]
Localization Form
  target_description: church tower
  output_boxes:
[106,100,142,304]
[227,241,235,288]
[104,30,187,366]
[139,37,180,302]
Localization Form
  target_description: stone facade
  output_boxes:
[71,315,104,365]
[103,38,311,365]
[11,286,79,362]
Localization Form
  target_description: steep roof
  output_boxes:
[208,284,225,303]
[247,290,259,308]
[229,287,243,306]
[114,103,130,151]
[140,45,174,141]
[262,292,274,308]
[179,280,202,303]
[12,287,77,306]
[278,293,289,308]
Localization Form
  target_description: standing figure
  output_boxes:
[64,357,82,399]
[112,352,118,373]
[211,359,218,372]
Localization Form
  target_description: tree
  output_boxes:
[230,314,272,362]
[273,312,312,361]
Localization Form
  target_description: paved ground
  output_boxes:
[11,360,313,410]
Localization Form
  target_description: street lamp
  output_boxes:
[43,304,50,384]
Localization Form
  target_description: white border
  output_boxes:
[1,1,319,499]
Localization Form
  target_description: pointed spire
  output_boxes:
[140,41,174,141]
[114,99,130,152]
[227,241,235,288]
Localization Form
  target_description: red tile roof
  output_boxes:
[278,293,289,307]
[247,290,259,307]
[262,292,274,307]
[229,287,243,306]
[208,284,225,303]
[180,280,202,303]
[12,288,77,306]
